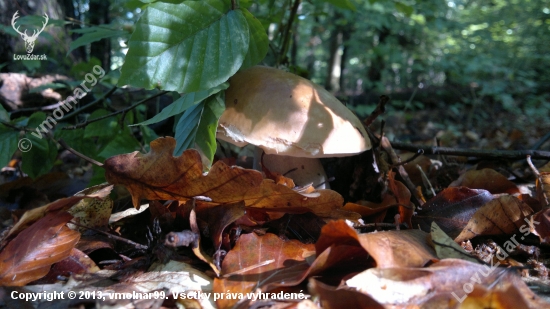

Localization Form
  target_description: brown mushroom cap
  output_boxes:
[217,66,371,158]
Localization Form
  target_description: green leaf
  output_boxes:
[134,83,228,126]
[195,92,225,164]
[97,128,141,159]
[69,26,128,54]
[118,0,249,93]
[0,125,19,168]
[173,103,204,156]
[84,109,118,138]
[321,0,356,11]
[395,2,414,16]
[241,9,269,69]
[21,112,58,178]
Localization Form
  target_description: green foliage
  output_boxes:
[173,91,225,163]
[21,113,58,178]
[134,83,228,127]
[119,0,251,93]
[68,26,129,54]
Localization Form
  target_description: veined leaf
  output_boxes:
[241,9,269,69]
[118,0,249,93]
[134,83,228,126]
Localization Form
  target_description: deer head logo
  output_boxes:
[11,11,49,54]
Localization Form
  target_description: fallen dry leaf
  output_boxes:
[413,187,494,238]
[455,195,534,242]
[308,278,383,309]
[104,137,264,208]
[449,168,520,194]
[315,221,437,269]
[35,248,99,284]
[105,137,351,220]
[358,228,437,268]
[68,183,114,231]
[537,172,550,208]
[0,212,80,286]
[345,259,543,308]
[214,233,315,309]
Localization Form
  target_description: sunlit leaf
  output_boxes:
[118,0,249,93]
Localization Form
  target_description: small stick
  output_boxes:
[391,142,550,160]
[417,164,436,197]
[69,220,148,250]
[363,95,390,127]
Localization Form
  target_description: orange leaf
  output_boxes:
[449,168,520,194]
[455,195,534,242]
[104,137,264,208]
[214,233,315,309]
[0,212,80,286]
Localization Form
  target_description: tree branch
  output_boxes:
[63,90,168,130]
[390,141,550,160]
[277,0,301,66]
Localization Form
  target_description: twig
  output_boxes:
[277,0,301,66]
[363,95,389,127]
[417,164,436,197]
[380,136,424,207]
[390,149,423,168]
[57,138,103,167]
[69,220,148,250]
[60,85,118,121]
[63,90,168,130]
[390,141,550,160]
[230,0,236,10]
[526,155,540,177]
[533,132,550,150]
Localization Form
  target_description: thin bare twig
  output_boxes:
[59,85,118,121]
[63,90,168,130]
[391,141,550,160]
[69,220,148,250]
[277,0,301,66]
[363,95,390,127]
[57,138,103,167]
[380,136,424,207]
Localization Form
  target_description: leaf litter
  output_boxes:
[1,136,550,309]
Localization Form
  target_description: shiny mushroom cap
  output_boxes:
[217,66,371,158]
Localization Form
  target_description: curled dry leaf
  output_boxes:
[455,195,534,243]
[357,228,437,268]
[3,196,85,244]
[315,221,437,269]
[449,168,520,194]
[104,137,264,208]
[214,233,315,309]
[104,137,350,220]
[413,187,493,238]
[68,183,114,231]
[0,212,80,286]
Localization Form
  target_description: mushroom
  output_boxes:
[216,66,371,189]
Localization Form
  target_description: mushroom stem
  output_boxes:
[254,149,330,189]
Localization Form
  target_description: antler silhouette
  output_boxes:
[11,11,25,37]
